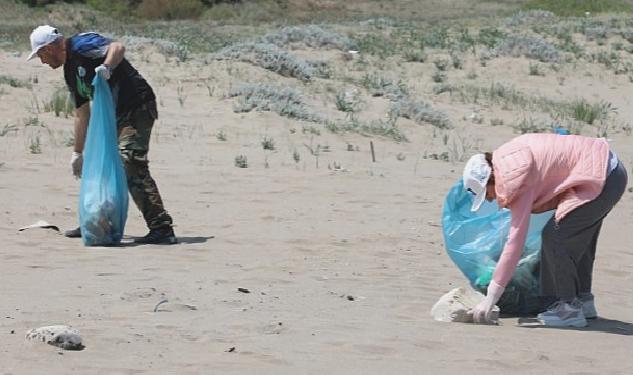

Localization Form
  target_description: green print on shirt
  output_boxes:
[76,74,93,100]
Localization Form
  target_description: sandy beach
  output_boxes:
[1,2,633,373]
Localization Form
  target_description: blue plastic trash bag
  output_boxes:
[79,75,128,246]
[442,179,553,314]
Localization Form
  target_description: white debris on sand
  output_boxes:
[25,325,84,351]
[431,287,499,324]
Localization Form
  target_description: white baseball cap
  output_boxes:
[462,153,491,212]
[27,25,62,61]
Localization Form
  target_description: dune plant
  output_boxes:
[434,59,450,71]
[404,49,427,62]
[28,135,42,154]
[44,87,74,118]
[234,154,248,168]
[0,75,31,89]
[359,72,408,100]
[432,69,447,83]
[528,62,544,76]
[505,10,557,28]
[390,99,452,129]
[569,99,615,125]
[228,83,322,123]
[292,149,300,163]
[214,42,324,81]
[335,90,362,114]
[261,136,275,150]
[259,25,356,51]
[522,0,633,17]
[495,34,560,62]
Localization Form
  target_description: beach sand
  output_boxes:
[1,28,633,374]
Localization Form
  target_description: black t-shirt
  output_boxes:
[63,33,156,120]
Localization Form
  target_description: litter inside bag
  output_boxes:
[442,180,553,314]
[78,75,128,246]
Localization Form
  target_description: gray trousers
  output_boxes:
[540,159,628,302]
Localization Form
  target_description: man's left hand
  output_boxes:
[95,64,112,80]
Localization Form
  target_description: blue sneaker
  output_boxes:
[537,300,587,327]
[579,293,598,319]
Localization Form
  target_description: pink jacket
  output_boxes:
[491,134,610,288]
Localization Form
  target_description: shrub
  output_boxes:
[522,0,633,17]
[404,49,427,62]
[495,34,560,63]
[433,83,453,95]
[360,72,408,100]
[227,83,322,123]
[216,130,227,141]
[261,136,275,150]
[434,58,450,71]
[528,62,544,76]
[354,34,398,58]
[44,87,74,118]
[390,99,452,129]
[214,42,323,81]
[450,53,463,69]
[336,117,408,142]
[514,117,550,134]
[136,0,205,20]
[29,135,42,154]
[259,25,356,51]
[505,10,557,28]
[335,90,362,113]
[234,154,248,168]
[478,27,505,48]
[569,99,615,125]
[431,70,447,83]
[0,75,31,89]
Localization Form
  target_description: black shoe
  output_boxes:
[64,227,82,238]
[134,227,177,244]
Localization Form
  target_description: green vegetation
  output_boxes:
[0,75,31,89]
[523,0,633,17]
[44,87,74,118]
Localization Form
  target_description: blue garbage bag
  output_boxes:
[79,75,128,246]
[442,179,553,314]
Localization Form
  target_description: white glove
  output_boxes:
[70,151,83,178]
[470,280,505,324]
[95,64,112,80]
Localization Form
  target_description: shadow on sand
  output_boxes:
[517,317,633,335]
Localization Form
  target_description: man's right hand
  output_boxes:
[70,151,83,178]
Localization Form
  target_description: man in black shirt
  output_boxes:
[28,25,176,244]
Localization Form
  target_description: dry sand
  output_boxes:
[1,28,633,374]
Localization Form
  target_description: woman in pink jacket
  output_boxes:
[462,133,627,327]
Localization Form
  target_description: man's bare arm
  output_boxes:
[73,102,90,153]
[104,42,125,69]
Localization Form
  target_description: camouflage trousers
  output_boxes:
[117,101,173,230]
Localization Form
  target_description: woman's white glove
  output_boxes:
[471,280,505,323]
[70,151,83,178]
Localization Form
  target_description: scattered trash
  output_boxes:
[25,325,84,351]
[153,299,169,312]
[18,220,59,232]
[226,346,236,353]
[263,321,284,335]
[431,287,499,325]
[553,126,570,135]
[346,295,355,301]
[237,288,250,294]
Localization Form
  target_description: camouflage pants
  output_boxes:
[117,101,173,230]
